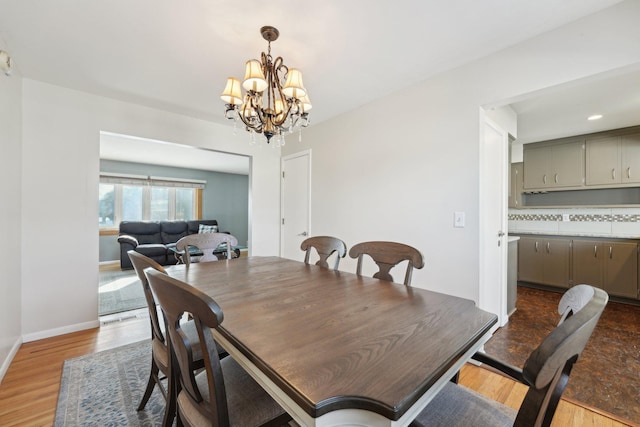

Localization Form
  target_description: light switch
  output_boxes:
[454,211,465,228]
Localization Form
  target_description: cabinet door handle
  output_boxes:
[609,246,613,259]
[554,173,558,183]
[612,168,616,180]
[628,167,632,179]
[543,174,547,184]
[546,242,550,253]
[594,245,597,258]
[535,241,538,252]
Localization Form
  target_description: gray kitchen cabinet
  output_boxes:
[605,242,638,299]
[523,141,584,190]
[509,162,523,208]
[573,239,638,299]
[586,136,620,185]
[586,132,640,186]
[518,236,571,288]
[621,133,640,184]
[523,146,548,190]
[572,240,605,288]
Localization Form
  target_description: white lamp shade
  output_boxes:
[0,50,11,76]
[220,77,243,105]
[282,68,306,99]
[243,60,268,92]
[300,94,312,112]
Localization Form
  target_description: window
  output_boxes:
[99,173,204,228]
[99,184,115,227]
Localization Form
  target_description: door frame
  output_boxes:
[479,110,509,327]
[280,149,312,258]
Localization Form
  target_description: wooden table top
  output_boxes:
[165,256,497,421]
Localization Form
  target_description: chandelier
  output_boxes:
[220,26,311,145]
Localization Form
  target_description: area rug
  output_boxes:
[55,340,165,426]
[99,269,147,316]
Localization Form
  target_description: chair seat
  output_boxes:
[177,356,288,427]
[410,382,516,427]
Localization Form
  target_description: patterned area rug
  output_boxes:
[55,340,165,426]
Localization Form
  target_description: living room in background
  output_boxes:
[98,159,249,317]
[99,159,249,263]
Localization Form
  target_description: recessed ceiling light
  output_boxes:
[587,114,603,121]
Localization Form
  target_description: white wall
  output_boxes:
[283,0,640,302]
[13,0,640,341]
[0,46,22,380]
[20,80,281,340]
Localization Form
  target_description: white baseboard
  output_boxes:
[0,337,23,384]
[22,319,100,343]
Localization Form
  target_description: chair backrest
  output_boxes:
[516,286,608,427]
[348,241,425,285]
[127,250,167,345]
[175,233,239,266]
[146,269,229,425]
[557,284,595,325]
[300,236,347,270]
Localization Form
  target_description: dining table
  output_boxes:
[165,256,498,427]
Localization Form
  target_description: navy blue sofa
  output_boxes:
[117,220,220,269]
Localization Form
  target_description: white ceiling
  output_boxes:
[509,66,640,144]
[100,132,250,174]
[0,0,630,167]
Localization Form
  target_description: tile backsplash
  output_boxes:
[508,208,640,238]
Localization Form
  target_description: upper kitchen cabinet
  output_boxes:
[509,162,523,208]
[523,140,585,191]
[586,131,640,186]
[621,132,640,184]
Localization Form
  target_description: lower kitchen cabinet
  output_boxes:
[518,236,571,288]
[573,240,638,299]
[572,240,604,288]
[518,235,639,300]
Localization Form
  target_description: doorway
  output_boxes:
[98,132,251,318]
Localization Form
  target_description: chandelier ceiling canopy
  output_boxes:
[221,26,311,145]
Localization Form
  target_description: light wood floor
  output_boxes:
[0,316,634,427]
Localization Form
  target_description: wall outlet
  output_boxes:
[562,214,570,222]
[454,211,465,228]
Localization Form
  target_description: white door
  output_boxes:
[479,112,509,327]
[281,150,311,261]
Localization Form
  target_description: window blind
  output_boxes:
[100,173,206,189]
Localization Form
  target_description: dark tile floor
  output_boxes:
[484,285,640,424]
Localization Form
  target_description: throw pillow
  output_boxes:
[198,224,218,233]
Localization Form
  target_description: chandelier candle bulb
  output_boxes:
[221,25,311,143]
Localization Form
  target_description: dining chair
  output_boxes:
[300,235,347,270]
[348,241,425,285]
[145,269,292,427]
[410,285,608,427]
[175,232,239,266]
[127,250,206,416]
